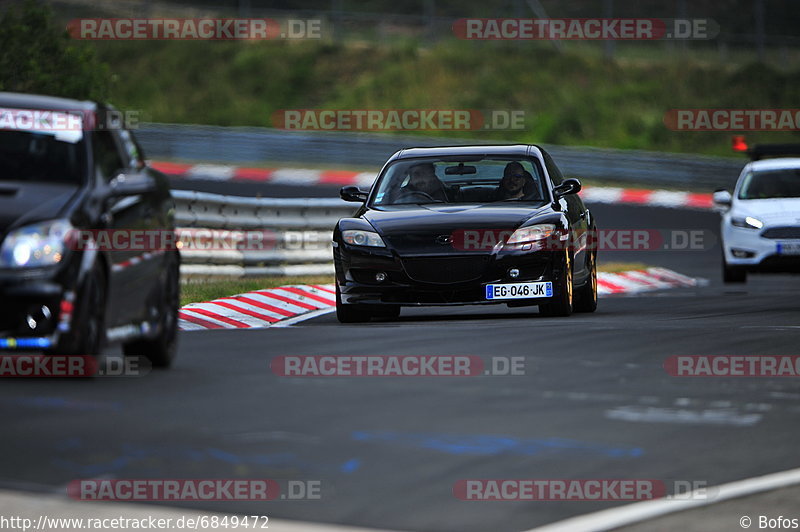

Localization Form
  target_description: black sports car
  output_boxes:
[0,92,179,367]
[333,145,597,322]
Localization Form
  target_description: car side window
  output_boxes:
[542,151,565,186]
[117,129,145,169]
[93,130,125,181]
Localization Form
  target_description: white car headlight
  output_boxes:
[731,216,764,230]
[506,224,557,245]
[0,219,73,268]
[342,230,386,247]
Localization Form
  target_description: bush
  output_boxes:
[0,0,109,100]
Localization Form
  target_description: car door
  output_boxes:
[92,126,154,327]
[542,150,591,282]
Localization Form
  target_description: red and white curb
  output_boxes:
[178,284,335,331]
[178,268,704,330]
[597,267,707,296]
[152,161,714,210]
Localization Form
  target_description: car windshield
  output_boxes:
[371,157,547,207]
[738,168,800,200]
[0,120,86,184]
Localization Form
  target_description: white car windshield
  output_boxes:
[738,168,800,200]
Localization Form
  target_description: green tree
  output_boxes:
[0,0,109,100]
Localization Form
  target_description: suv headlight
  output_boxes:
[0,219,73,268]
[342,230,386,247]
[731,216,764,230]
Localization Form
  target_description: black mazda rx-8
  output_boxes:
[333,145,598,322]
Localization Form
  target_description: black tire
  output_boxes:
[539,253,573,317]
[335,284,370,323]
[123,252,179,367]
[573,251,598,313]
[50,259,107,358]
[722,252,747,284]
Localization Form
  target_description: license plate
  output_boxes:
[485,282,552,300]
[777,242,800,255]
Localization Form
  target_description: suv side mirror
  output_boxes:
[712,189,732,211]
[553,178,582,199]
[340,186,368,203]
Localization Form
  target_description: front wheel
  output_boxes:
[123,252,179,367]
[335,284,370,323]
[573,252,598,313]
[50,260,107,358]
[722,251,747,284]
[539,253,573,317]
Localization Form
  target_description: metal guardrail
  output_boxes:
[173,190,357,278]
[139,123,746,190]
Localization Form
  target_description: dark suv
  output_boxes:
[0,92,179,367]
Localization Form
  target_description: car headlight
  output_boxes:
[506,224,558,245]
[731,216,764,230]
[341,230,386,247]
[0,219,73,268]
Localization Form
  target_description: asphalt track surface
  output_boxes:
[3,179,800,532]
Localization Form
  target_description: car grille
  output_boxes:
[761,226,800,239]
[401,256,490,284]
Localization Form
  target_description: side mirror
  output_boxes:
[109,173,156,197]
[553,178,582,198]
[712,189,732,212]
[340,186,368,203]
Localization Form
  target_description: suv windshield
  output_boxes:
[738,168,800,200]
[371,157,547,207]
[0,121,86,184]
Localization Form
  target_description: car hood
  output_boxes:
[0,182,81,234]
[734,198,800,225]
[364,203,551,254]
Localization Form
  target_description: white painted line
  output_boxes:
[605,406,762,426]
[0,488,400,532]
[525,467,800,532]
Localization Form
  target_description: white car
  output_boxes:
[713,154,800,283]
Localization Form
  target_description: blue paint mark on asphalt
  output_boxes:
[352,431,643,458]
[340,458,361,473]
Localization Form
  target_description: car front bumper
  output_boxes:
[0,265,79,351]
[334,243,567,306]
[722,224,800,273]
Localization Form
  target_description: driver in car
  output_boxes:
[400,163,449,202]
[494,161,534,200]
